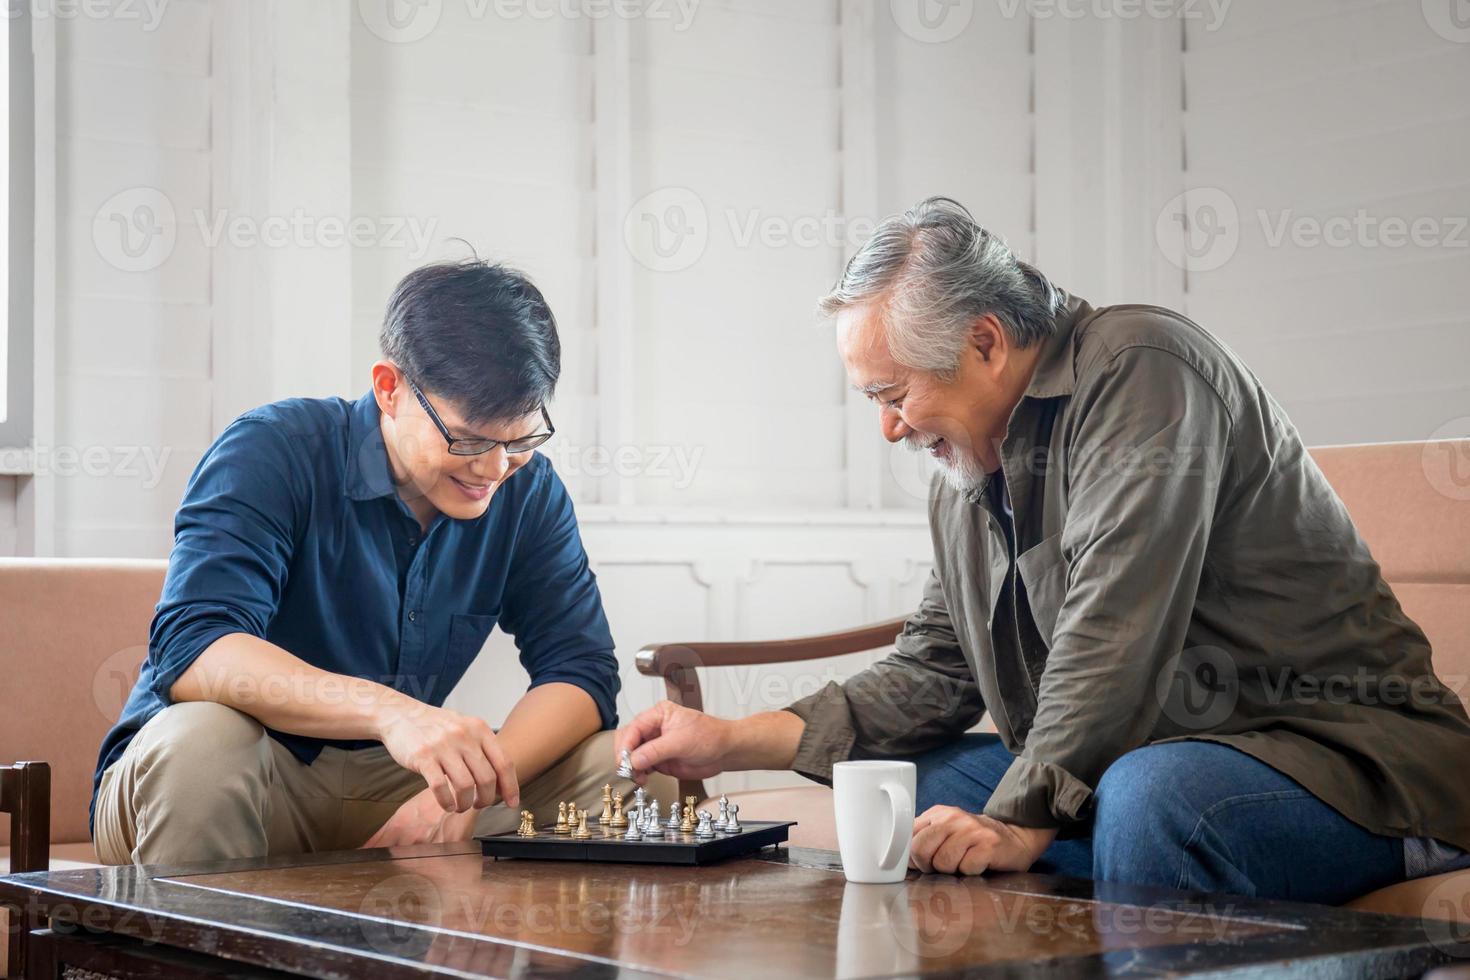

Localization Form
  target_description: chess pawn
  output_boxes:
[609,791,628,829]
[572,811,591,839]
[666,801,682,830]
[725,802,742,833]
[554,802,570,835]
[680,797,697,834]
[644,802,665,838]
[694,809,715,839]
[643,799,659,832]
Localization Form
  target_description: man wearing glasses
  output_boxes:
[89,260,673,865]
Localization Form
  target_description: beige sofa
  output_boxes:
[1,441,1467,923]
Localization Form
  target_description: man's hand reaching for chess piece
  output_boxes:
[908,805,1057,876]
[616,700,806,784]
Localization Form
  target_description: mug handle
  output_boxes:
[878,779,915,872]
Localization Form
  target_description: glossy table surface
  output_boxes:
[2,841,1465,978]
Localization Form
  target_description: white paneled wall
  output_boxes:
[1180,0,1470,447]
[627,1,847,509]
[51,0,213,557]
[350,9,602,498]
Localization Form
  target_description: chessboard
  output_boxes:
[478,819,797,866]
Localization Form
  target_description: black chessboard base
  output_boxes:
[478,820,796,865]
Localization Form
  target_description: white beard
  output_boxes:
[906,433,988,494]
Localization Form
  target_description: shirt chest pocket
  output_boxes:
[1017,532,1070,649]
[447,612,500,669]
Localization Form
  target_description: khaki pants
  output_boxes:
[93,700,677,866]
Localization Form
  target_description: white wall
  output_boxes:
[1178,0,1470,447]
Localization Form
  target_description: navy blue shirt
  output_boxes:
[89,392,620,836]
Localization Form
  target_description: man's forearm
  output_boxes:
[168,632,412,740]
[726,709,806,771]
[494,682,602,789]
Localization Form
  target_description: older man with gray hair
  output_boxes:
[618,197,1470,902]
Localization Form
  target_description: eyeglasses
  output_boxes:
[407,378,555,457]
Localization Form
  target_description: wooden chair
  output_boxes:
[1,761,50,979]
[635,618,906,804]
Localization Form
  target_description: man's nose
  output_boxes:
[469,447,511,482]
[879,405,912,443]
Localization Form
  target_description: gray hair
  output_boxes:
[819,197,1066,380]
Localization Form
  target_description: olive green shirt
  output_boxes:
[786,294,1470,850]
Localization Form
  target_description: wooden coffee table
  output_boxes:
[1,840,1465,978]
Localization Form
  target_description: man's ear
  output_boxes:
[970,314,1004,365]
[371,361,402,417]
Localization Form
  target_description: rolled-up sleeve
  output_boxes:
[784,567,986,785]
[149,417,305,704]
[499,464,621,730]
[983,346,1233,828]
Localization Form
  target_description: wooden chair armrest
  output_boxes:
[0,761,50,874]
[634,617,906,713]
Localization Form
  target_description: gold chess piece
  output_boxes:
[609,790,628,829]
[516,810,537,837]
[554,801,570,834]
[680,795,697,833]
[572,811,591,839]
[599,783,614,824]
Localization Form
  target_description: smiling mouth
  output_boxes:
[450,475,493,497]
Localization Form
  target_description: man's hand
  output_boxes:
[908,806,1057,875]
[376,702,520,814]
[360,786,480,849]
[617,701,740,783]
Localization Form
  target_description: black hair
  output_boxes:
[379,259,561,424]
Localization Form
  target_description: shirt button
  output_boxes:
[408,610,418,622]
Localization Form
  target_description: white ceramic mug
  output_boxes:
[833,760,916,883]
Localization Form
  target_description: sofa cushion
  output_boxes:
[0,840,103,873]
[1348,868,1470,923]
[701,786,837,851]
[0,559,166,846]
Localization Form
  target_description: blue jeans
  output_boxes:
[905,735,1406,904]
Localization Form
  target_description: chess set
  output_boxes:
[477,750,796,865]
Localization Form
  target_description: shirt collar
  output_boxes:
[345,390,398,501]
[1022,291,1091,400]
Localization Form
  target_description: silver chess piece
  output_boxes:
[623,806,644,841]
[616,748,634,779]
[643,798,659,832]
[725,802,742,833]
[632,785,647,816]
[667,801,682,830]
[694,809,715,839]
[715,794,731,831]
[643,801,665,838]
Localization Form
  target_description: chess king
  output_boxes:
[616,198,1470,903]
[90,259,678,865]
